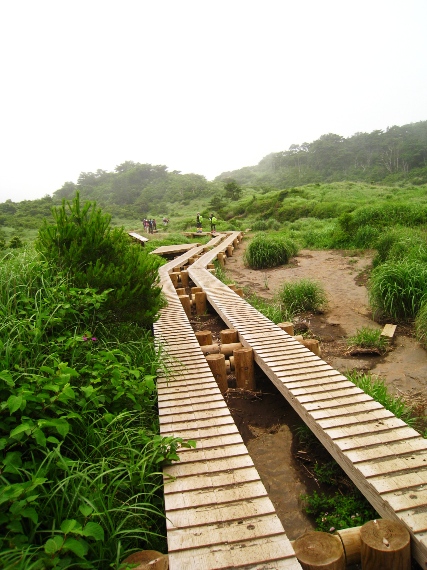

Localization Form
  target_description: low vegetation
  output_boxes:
[277,279,327,315]
[346,327,389,355]
[0,199,193,568]
[243,233,297,269]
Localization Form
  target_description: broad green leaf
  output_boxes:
[40,366,55,375]
[63,537,89,558]
[79,504,93,518]
[33,429,46,447]
[60,519,79,534]
[81,521,104,541]
[44,535,64,554]
[0,370,14,386]
[3,451,22,474]
[22,507,38,524]
[10,423,33,438]
[7,394,22,414]
[0,438,7,451]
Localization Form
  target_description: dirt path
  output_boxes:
[225,244,427,400]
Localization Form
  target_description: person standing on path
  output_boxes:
[209,213,217,232]
[196,212,203,232]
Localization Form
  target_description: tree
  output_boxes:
[224,179,243,201]
[36,192,165,328]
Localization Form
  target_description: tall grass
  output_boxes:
[277,279,327,315]
[244,233,298,269]
[369,260,427,320]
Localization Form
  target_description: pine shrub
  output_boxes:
[36,193,165,328]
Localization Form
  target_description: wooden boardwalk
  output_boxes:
[154,235,302,569]
[188,233,427,567]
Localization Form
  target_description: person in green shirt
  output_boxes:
[209,213,217,232]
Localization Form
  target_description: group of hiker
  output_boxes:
[196,212,217,233]
[142,218,157,234]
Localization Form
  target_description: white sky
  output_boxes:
[1,0,426,203]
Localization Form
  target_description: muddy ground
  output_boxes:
[188,242,427,548]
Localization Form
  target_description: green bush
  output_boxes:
[416,301,427,349]
[36,193,165,328]
[369,260,427,320]
[346,327,388,354]
[244,233,298,269]
[277,279,327,314]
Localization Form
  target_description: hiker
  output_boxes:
[209,213,217,232]
[196,212,203,232]
[152,219,157,231]
[148,219,154,234]
[163,217,169,226]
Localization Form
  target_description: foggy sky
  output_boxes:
[1,0,426,203]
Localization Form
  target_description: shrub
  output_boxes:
[369,260,427,320]
[36,193,165,328]
[244,233,298,269]
[416,301,427,349]
[277,279,327,314]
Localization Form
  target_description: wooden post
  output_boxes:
[226,245,234,257]
[220,329,239,344]
[206,354,228,394]
[228,284,237,292]
[217,252,226,267]
[194,291,207,315]
[235,288,244,297]
[229,355,235,370]
[335,526,362,566]
[173,266,181,273]
[278,322,294,335]
[207,263,215,269]
[195,330,213,346]
[301,338,321,357]
[233,238,239,248]
[169,272,180,287]
[233,347,255,390]
[293,531,344,570]
[178,295,191,318]
[180,270,189,287]
[191,286,203,297]
[121,550,168,570]
[360,519,410,570]
[175,288,186,296]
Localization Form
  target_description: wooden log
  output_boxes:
[220,329,239,344]
[195,330,213,346]
[191,286,203,297]
[175,288,186,296]
[228,284,237,292]
[121,550,168,570]
[293,531,344,570]
[335,526,362,566]
[301,338,321,357]
[360,519,410,570]
[180,270,189,287]
[229,355,234,370]
[178,295,191,318]
[200,343,220,354]
[233,238,239,248]
[206,354,228,394]
[278,322,294,335]
[207,263,215,269]
[226,245,234,257]
[172,266,181,273]
[235,288,244,297]
[294,335,304,342]
[169,272,180,287]
[194,291,207,315]
[233,347,255,391]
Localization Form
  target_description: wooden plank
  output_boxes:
[164,453,255,479]
[165,466,261,495]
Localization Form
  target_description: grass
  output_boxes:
[369,260,427,320]
[243,233,298,269]
[277,278,327,315]
[346,370,415,427]
[346,327,388,354]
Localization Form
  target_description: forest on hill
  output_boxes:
[0,120,426,232]
[216,120,427,189]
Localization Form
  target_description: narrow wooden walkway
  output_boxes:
[154,234,302,569]
[188,234,427,567]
